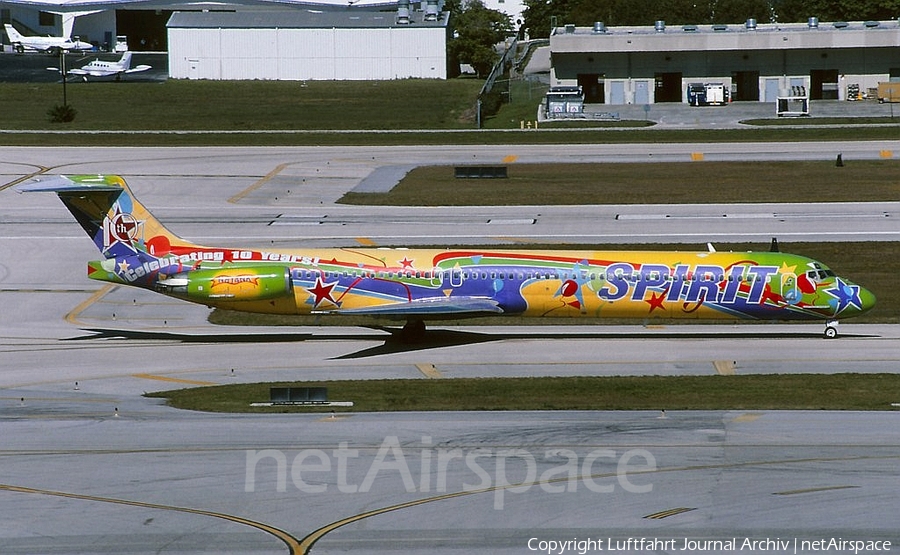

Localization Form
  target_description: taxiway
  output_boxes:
[1,145,898,554]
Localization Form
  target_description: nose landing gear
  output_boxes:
[824,320,839,339]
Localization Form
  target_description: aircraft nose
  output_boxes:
[827,277,875,318]
[858,285,876,315]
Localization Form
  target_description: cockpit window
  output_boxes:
[806,269,835,281]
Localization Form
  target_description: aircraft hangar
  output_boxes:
[549,18,900,104]
[167,6,450,80]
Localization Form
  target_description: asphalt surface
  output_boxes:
[0,51,168,83]
[1,145,898,554]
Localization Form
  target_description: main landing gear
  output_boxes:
[399,319,427,343]
[824,320,839,339]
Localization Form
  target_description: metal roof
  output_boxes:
[551,19,900,53]
[167,7,448,28]
[0,0,397,12]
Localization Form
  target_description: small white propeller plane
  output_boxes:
[52,51,152,81]
[4,23,92,54]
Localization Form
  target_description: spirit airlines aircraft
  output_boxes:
[4,23,91,53]
[21,175,875,340]
[65,51,151,80]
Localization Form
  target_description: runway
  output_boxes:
[1,145,898,554]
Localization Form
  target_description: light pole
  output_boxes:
[58,49,68,106]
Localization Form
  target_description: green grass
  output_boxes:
[339,160,900,205]
[146,374,900,413]
[0,79,484,130]
[2,79,900,145]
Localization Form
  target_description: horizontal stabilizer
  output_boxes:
[315,297,503,317]
[17,175,122,193]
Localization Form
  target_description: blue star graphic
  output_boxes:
[824,278,863,314]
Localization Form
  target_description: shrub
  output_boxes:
[47,104,77,123]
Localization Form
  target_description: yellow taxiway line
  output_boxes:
[0,483,303,554]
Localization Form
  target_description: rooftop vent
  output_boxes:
[745,18,757,30]
[424,0,439,21]
[592,21,606,33]
[396,0,410,24]
[682,24,698,32]
[808,17,818,28]
[833,21,849,29]
[865,20,880,28]
[565,23,575,34]
[655,20,665,32]
[712,23,727,31]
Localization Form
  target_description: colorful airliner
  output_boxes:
[21,175,875,339]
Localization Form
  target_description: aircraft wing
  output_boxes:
[314,297,503,317]
[68,68,115,77]
[125,65,151,74]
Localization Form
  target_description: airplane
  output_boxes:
[4,23,92,54]
[59,51,151,81]
[19,174,875,340]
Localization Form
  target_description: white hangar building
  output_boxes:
[167,5,450,80]
[549,19,900,104]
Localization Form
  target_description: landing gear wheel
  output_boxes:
[824,326,838,339]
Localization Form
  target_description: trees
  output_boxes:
[448,0,515,77]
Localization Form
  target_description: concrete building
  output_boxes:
[167,7,450,80]
[549,19,900,104]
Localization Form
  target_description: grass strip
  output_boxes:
[339,160,900,205]
[147,374,900,413]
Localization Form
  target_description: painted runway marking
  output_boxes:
[229,163,288,204]
[64,284,117,326]
[132,373,218,386]
[731,413,764,423]
[0,483,303,554]
[644,507,697,519]
[297,453,900,554]
[713,360,737,375]
[774,485,860,496]
[415,363,443,379]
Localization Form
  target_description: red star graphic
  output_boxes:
[646,291,667,313]
[399,257,414,270]
[308,276,338,307]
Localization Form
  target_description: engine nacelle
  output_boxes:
[157,266,292,302]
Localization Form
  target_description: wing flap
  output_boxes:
[314,297,503,317]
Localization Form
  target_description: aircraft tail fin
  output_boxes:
[4,24,24,42]
[19,174,201,260]
[119,51,133,69]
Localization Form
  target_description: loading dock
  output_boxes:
[549,19,900,105]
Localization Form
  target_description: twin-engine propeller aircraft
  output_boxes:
[4,23,91,54]
[59,51,152,81]
[21,175,875,340]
